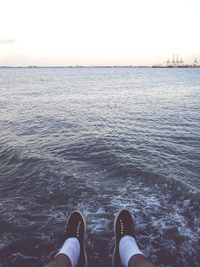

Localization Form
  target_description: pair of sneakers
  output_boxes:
[62,209,136,267]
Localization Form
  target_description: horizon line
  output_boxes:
[0,65,152,68]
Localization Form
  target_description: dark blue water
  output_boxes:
[0,67,199,267]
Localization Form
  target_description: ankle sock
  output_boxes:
[56,237,80,267]
[119,235,144,267]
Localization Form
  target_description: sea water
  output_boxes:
[0,67,199,266]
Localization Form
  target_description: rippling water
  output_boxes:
[0,67,199,267]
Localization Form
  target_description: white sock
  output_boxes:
[56,237,80,267]
[119,235,144,267]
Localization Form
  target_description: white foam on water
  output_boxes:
[64,175,199,266]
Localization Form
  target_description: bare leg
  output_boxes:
[43,254,71,267]
[128,254,155,267]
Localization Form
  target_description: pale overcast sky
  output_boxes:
[0,0,200,66]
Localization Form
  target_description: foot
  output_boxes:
[64,211,87,267]
[113,209,135,267]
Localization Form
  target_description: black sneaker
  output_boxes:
[113,209,135,267]
[64,211,87,267]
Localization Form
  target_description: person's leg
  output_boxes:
[43,211,87,267]
[113,209,155,267]
[128,254,155,267]
[43,254,71,267]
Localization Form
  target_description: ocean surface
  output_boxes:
[0,67,199,267]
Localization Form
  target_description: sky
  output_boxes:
[0,0,200,66]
